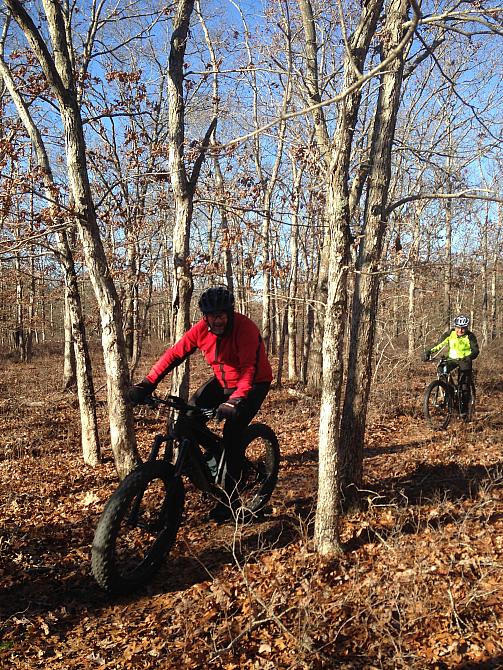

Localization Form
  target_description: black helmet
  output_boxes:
[198,286,235,314]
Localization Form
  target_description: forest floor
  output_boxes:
[0,343,502,670]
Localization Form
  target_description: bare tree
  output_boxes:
[0,17,100,465]
[338,0,412,506]
[297,0,387,552]
[4,0,138,477]
[167,0,216,398]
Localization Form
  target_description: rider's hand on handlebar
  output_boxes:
[127,378,157,405]
[215,398,241,421]
[421,350,431,362]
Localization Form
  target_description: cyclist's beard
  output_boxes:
[205,311,234,337]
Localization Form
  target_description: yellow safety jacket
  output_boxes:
[430,329,479,360]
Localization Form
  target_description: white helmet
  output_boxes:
[454,315,470,328]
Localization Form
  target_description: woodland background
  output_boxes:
[0,0,502,667]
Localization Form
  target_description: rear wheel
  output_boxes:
[238,423,280,515]
[424,380,452,430]
[91,461,184,594]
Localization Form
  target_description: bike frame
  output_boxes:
[143,396,225,493]
[435,358,465,413]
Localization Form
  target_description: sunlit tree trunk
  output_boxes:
[167,0,216,398]
[297,0,332,393]
[287,159,303,382]
[59,239,101,466]
[316,183,352,554]
[14,251,27,362]
[63,287,77,389]
[5,0,136,476]
[302,0,386,553]
[338,0,412,505]
[480,208,490,345]
[490,246,499,341]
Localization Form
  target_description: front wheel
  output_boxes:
[424,379,452,430]
[91,461,185,594]
[238,423,280,515]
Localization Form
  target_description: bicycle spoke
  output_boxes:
[424,380,452,430]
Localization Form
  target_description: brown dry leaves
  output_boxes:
[0,354,502,669]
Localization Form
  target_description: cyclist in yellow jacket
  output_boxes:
[422,315,479,416]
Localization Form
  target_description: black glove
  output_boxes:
[215,398,242,421]
[127,378,156,405]
[421,350,431,362]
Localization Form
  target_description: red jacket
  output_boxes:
[146,312,272,400]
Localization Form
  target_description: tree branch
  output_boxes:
[219,0,422,151]
[188,116,218,193]
[4,0,67,101]
[386,189,503,216]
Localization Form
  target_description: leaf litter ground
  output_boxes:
[0,347,501,669]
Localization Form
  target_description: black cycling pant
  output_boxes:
[189,377,270,502]
[444,358,473,392]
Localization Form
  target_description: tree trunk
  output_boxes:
[287,161,302,382]
[62,286,77,390]
[338,0,411,504]
[167,0,196,399]
[60,240,101,466]
[490,253,498,341]
[59,100,137,475]
[5,0,138,477]
[167,0,216,398]
[297,0,386,551]
[170,195,194,399]
[260,207,272,353]
[297,0,331,393]
[316,185,352,555]
[213,154,234,292]
[307,235,329,393]
[481,211,489,345]
[14,252,27,362]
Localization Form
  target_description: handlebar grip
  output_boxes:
[138,395,215,419]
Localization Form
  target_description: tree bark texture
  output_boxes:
[297,0,330,392]
[167,0,196,399]
[310,0,385,552]
[63,287,77,390]
[338,0,411,502]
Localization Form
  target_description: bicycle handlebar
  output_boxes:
[425,355,450,364]
[141,394,216,419]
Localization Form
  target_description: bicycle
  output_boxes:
[423,357,476,430]
[91,394,280,594]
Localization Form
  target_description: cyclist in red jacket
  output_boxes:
[129,286,273,523]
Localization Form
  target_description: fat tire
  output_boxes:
[91,461,184,594]
[239,423,280,515]
[423,379,452,430]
